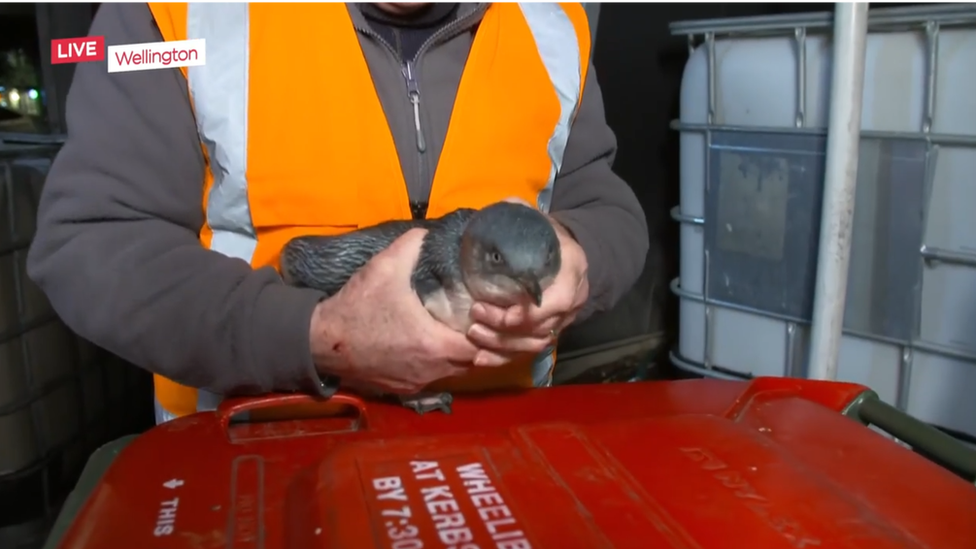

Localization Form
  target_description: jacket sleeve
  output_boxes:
[26,3,328,397]
[549,66,650,321]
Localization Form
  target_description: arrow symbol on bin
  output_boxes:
[163,479,184,490]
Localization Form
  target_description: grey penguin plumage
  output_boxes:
[280,202,562,414]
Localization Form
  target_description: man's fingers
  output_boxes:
[467,323,552,355]
[470,308,562,338]
[472,288,572,332]
[472,349,516,368]
[370,228,428,291]
[378,228,428,268]
[556,310,579,333]
[528,316,562,338]
[424,363,471,382]
[424,323,480,363]
[470,302,540,330]
[470,302,512,328]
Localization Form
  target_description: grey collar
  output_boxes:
[346,3,488,34]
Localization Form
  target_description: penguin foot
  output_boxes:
[399,392,453,415]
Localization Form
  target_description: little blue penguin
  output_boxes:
[280,201,562,414]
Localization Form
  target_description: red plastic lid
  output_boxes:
[56,378,976,549]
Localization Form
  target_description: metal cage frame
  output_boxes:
[668,4,976,419]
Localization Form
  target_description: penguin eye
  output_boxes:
[488,251,503,263]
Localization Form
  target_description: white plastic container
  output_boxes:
[670,5,976,438]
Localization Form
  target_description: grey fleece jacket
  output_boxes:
[27,3,649,397]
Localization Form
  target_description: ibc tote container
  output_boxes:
[669,5,976,440]
[0,135,153,549]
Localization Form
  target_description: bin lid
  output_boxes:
[56,378,976,549]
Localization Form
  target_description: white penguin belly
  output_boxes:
[421,287,475,333]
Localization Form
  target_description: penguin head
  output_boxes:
[459,201,561,307]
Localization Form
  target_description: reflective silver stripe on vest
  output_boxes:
[517,3,584,214]
[190,2,253,418]
[154,399,178,424]
[154,3,253,423]
[188,2,255,263]
[519,3,582,389]
[155,3,580,423]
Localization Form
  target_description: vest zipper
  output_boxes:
[401,60,428,220]
[355,5,487,221]
[403,7,484,220]
[403,61,426,154]
[411,5,486,64]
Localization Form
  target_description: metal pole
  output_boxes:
[808,2,869,381]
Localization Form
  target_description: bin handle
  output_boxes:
[216,393,369,431]
[844,390,976,483]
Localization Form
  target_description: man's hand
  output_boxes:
[467,219,589,367]
[309,229,481,393]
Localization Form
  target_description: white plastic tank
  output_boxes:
[670,5,976,440]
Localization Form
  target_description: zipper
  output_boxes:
[355,28,429,218]
[355,5,487,220]
[410,201,428,220]
[410,5,484,66]
[402,60,428,220]
[402,61,426,154]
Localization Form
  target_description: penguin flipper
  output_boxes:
[280,220,424,293]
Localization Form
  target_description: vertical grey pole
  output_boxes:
[808,2,870,381]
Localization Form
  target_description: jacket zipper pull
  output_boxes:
[402,61,427,153]
[410,200,429,220]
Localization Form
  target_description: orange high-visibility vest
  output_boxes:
[147,3,591,421]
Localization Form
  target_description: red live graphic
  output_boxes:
[51,36,106,65]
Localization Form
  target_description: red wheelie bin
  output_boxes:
[43,377,976,548]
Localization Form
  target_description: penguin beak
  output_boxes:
[518,276,543,307]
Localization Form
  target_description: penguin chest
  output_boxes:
[421,286,475,333]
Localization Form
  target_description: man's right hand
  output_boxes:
[308,229,480,394]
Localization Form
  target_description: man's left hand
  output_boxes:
[467,219,589,367]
